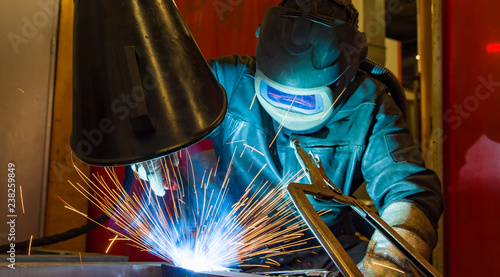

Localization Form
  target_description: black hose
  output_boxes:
[0,166,135,253]
[360,58,407,120]
[0,213,109,253]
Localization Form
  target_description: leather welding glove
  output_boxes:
[360,201,438,276]
[132,153,180,196]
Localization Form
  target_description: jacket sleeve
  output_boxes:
[205,55,256,139]
[361,85,444,228]
[207,55,255,96]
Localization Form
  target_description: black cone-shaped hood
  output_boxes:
[71,0,227,166]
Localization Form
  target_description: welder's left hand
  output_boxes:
[359,202,438,276]
[132,153,180,196]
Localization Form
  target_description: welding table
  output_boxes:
[0,248,334,277]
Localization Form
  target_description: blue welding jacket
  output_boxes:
[206,55,444,229]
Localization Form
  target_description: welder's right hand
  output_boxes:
[131,153,180,197]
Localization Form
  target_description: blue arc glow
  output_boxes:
[68,150,311,271]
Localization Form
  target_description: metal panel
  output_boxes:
[0,0,60,243]
[0,261,256,277]
[0,263,163,277]
[442,0,500,276]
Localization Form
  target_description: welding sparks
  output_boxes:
[373,262,406,274]
[243,144,265,156]
[66,149,314,272]
[28,235,33,255]
[269,95,297,148]
[20,186,25,214]
[106,235,119,254]
[321,86,347,120]
[249,92,258,110]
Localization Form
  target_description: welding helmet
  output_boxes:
[255,4,368,133]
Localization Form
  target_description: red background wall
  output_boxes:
[86,0,280,261]
[442,1,500,276]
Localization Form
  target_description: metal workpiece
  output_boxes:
[287,139,442,277]
[0,261,338,277]
[161,264,256,277]
[0,249,156,276]
[1,249,128,264]
[0,260,340,277]
[162,266,342,277]
[0,249,339,277]
[250,269,339,277]
[0,262,163,277]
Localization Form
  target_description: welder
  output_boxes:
[133,0,444,275]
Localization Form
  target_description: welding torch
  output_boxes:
[287,138,442,277]
[132,152,180,197]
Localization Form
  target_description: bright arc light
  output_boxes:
[66,149,313,271]
[177,249,229,272]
